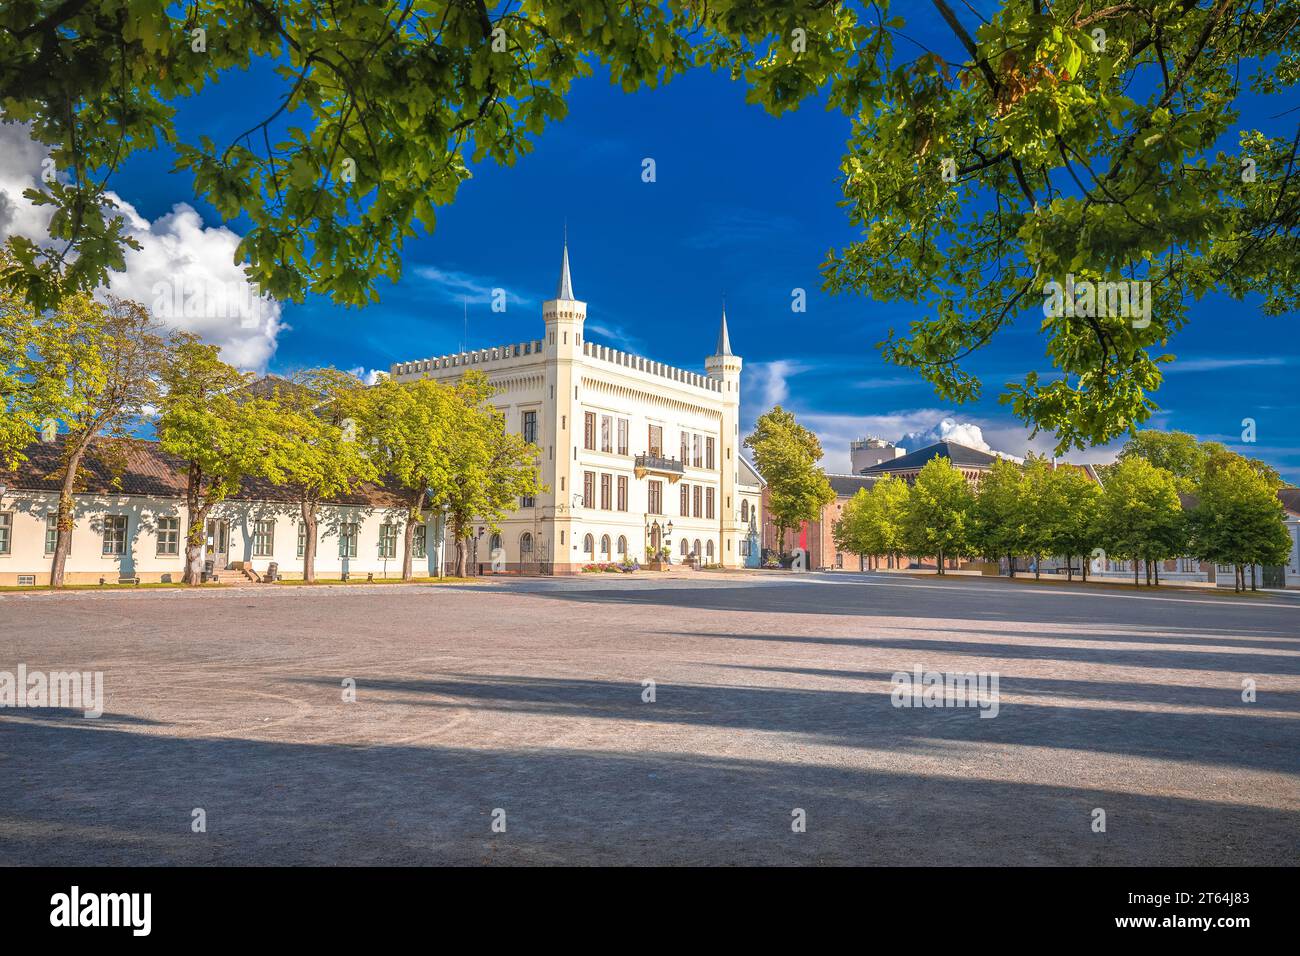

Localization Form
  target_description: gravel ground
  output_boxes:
[1,571,1297,866]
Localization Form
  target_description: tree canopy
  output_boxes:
[743,405,835,550]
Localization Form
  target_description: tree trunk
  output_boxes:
[451,517,468,577]
[1034,553,1041,580]
[183,462,206,585]
[936,547,944,574]
[1154,561,1160,587]
[49,441,91,588]
[301,498,318,583]
[1081,557,1088,582]
[1134,561,1139,587]
[1250,564,1257,591]
[402,484,424,582]
[1066,555,1074,582]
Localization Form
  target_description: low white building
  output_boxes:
[0,435,446,585]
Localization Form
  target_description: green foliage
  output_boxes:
[1187,453,1292,582]
[969,456,1030,562]
[834,475,909,559]
[1117,428,1285,491]
[1045,463,1103,571]
[438,370,544,575]
[743,405,835,546]
[899,457,974,571]
[1096,455,1186,568]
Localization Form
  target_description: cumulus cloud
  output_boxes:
[0,121,283,371]
[900,417,993,452]
[348,366,387,386]
[747,359,811,410]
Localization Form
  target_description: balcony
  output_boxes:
[635,454,685,482]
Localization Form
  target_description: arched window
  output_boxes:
[680,539,689,556]
[599,534,611,557]
[616,535,627,556]
[694,538,702,558]
[706,540,714,560]
[741,500,749,522]
[583,533,594,555]
[489,532,501,555]
[520,532,533,555]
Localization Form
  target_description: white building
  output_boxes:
[0,435,447,585]
[389,242,754,573]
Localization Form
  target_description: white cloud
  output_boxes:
[747,359,811,409]
[347,367,386,386]
[1164,357,1289,374]
[0,121,283,371]
[901,417,993,452]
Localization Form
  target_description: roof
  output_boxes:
[738,455,765,488]
[858,440,999,474]
[0,435,405,508]
[715,308,733,356]
[1277,488,1300,516]
[828,474,878,498]
[556,240,575,300]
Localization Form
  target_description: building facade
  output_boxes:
[0,436,445,585]
[390,243,752,573]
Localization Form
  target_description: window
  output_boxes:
[741,500,750,522]
[681,432,689,464]
[45,513,72,555]
[297,523,306,558]
[600,415,612,453]
[648,424,662,457]
[157,517,180,556]
[693,485,702,518]
[583,533,594,555]
[413,524,427,559]
[0,512,11,556]
[522,410,538,445]
[706,539,715,561]
[740,539,751,558]
[339,522,358,558]
[680,484,690,516]
[617,475,628,512]
[693,434,702,467]
[489,532,502,558]
[706,437,715,470]
[705,487,715,520]
[102,515,127,556]
[648,480,662,515]
[681,538,689,556]
[617,535,627,556]
[584,412,596,450]
[694,538,702,558]
[583,470,596,509]
[600,473,612,510]
[600,534,611,558]
[617,418,628,455]
[253,519,275,557]
[521,492,535,508]
[520,532,533,556]
[378,523,397,559]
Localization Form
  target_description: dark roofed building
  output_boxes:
[858,440,1001,483]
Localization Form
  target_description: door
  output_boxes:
[205,519,230,570]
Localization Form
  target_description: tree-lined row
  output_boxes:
[1,289,543,587]
[834,447,1292,592]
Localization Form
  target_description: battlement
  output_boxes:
[581,340,721,393]
[390,340,545,378]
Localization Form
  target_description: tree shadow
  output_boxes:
[1,719,1295,866]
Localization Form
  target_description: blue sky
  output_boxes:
[11,5,1298,478]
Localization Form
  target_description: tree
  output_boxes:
[354,376,459,581]
[899,457,974,574]
[811,2,1300,452]
[970,457,1030,575]
[438,372,544,578]
[1021,455,1061,579]
[1096,456,1185,587]
[28,295,164,587]
[743,406,835,557]
[1046,465,1103,582]
[835,475,910,570]
[1188,455,1292,592]
[0,0,699,311]
[268,369,377,583]
[0,274,48,467]
[1118,429,1285,491]
[156,337,285,584]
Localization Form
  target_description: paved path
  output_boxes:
[1,572,1296,865]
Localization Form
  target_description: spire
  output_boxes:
[715,304,733,356]
[556,228,574,300]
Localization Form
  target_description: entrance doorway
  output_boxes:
[205,519,230,570]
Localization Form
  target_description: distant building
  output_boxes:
[857,440,1001,483]
[849,437,904,473]
[761,474,878,570]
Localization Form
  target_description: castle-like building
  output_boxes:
[389,243,762,574]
